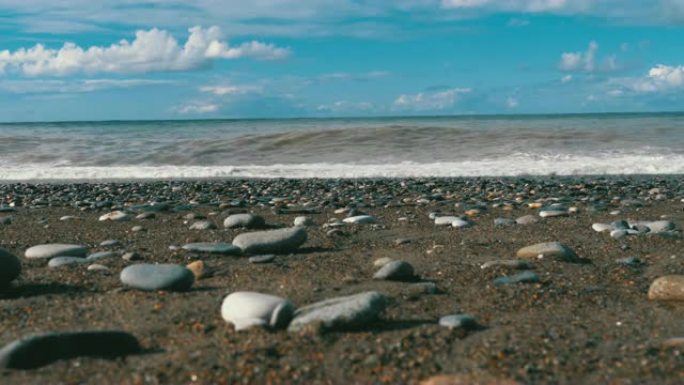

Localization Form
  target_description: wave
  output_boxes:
[3,153,684,180]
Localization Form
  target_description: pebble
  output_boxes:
[434,216,460,226]
[86,251,117,261]
[131,225,145,232]
[0,249,21,285]
[480,259,531,270]
[232,227,307,255]
[87,264,109,272]
[451,218,471,228]
[611,220,630,230]
[494,218,516,226]
[48,256,88,268]
[373,257,394,267]
[343,215,377,224]
[494,271,540,285]
[189,220,216,230]
[223,213,265,229]
[516,242,580,263]
[591,223,612,232]
[120,263,195,291]
[662,337,684,349]
[100,239,121,247]
[395,238,411,245]
[288,291,387,332]
[135,212,155,220]
[610,229,629,240]
[648,275,684,301]
[59,215,78,221]
[515,215,539,225]
[372,260,415,281]
[293,216,313,226]
[248,254,276,264]
[616,257,643,267]
[645,220,676,233]
[181,242,241,255]
[0,331,141,369]
[221,292,295,331]
[438,314,478,330]
[24,244,87,260]
[186,260,208,280]
[539,209,567,218]
[122,251,142,261]
[98,211,131,221]
[403,282,439,297]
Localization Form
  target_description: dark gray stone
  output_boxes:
[223,214,265,229]
[48,257,88,268]
[120,264,194,291]
[0,331,141,369]
[181,242,241,255]
[0,248,20,285]
[372,260,415,281]
[494,271,540,285]
[248,254,276,264]
[233,227,307,255]
[288,291,387,332]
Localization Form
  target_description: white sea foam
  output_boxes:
[2,153,683,180]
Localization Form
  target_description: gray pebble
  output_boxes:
[120,263,194,291]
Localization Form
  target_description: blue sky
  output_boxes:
[0,0,683,121]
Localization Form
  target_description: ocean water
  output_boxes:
[1,113,683,180]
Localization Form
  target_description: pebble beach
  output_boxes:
[1,176,684,385]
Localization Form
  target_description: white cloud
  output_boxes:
[0,78,174,93]
[0,26,290,77]
[176,102,219,114]
[317,71,389,82]
[442,0,575,12]
[394,88,471,111]
[506,96,519,108]
[199,84,263,96]
[629,64,684,92]
[559,41,598,71]
[561,74,573,83]
[316,100,375,113]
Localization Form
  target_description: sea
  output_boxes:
[1,112,683,181]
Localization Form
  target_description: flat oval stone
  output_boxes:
[25,244,87,260]
[480,259,531,270]
[120,264,194,291]
[373,260,415,281]
[86,251,118,261]
[539,209,568,218]
[434,216,460,226]
[100,239,121,247]
[0,249,21,285]
[288,291,387,332]
[223,213,265,229]
[646,220,676,233]
[515,215,539,225]
[494,271,540,285]
[189,220,216,230]
[248,254,276,264]
[451,218,471,228]
[48,257,88,268]
[373,257,393,267]
[98,211,131,221]
[648,275,684,301]
[516,242,580,263]
[343,215,377,224]
[0,330,141,369]
[591,223,612,232]
[221,292,295,331]
[439,314,477,330]
[610,229,629,239]
[181,242,241,255]
[232,227,307,255]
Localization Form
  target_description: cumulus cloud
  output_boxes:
[199,84,263,96]
[559,41,598,71]
[561,74,573,83]
[394,88,471,111]
[176,102,219,114]
[0,26,290,77]
[628,64,684,92]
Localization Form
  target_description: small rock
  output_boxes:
[100,239,121,247]
[25,244,87,260]
[648,275,684,301]
[515,215,539,225]
[480,260,531,270]
[186,260,208,280]
[0,331,141,369]
[373,257,394,267]
[451,218,472,228]
[646,220,676,233]
[539,209,567,218]
[221,292,295,331]
[223,213,265,229]
[48,257,87,268]
[516,242,580,263]
[494,218,516,226]
[131,226,145,232]
[395,238,411,245]
[662,337,684,349]
[135,212,155,220]
[87,251,117,261]
[616,257,643,267]
[610,229,629,240]
[120,264,194,291]
[439,314,478,330]
[434,216,460,226]
[288,291,387,332]
[122,251,142,261]
[494,271,540,285]
[182,242,241,255]
[294,216,313,226]
[189,220,216,230]
[87,264,109,272]
[591,223,612,232]
[343,215,376,225]
[0,249,21,286]
[372,260,415,281]
[99,211,131,222]
[60,216,78,221]
[420,373,522,385]
[248,254,276,264]
[233,227,307,255]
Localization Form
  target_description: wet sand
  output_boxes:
[1,177,683,385]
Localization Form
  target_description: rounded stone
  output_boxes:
[25,244,87,260]
[515,215,539,225]
[293,216,313,227]
[373,260,415,281]
[288,291,387,332]
[120,264,194,291]
[223,213,265,229]
[373,257,394,267]
[591,223,612,232]
[0,249,21,285]
[181,242,241,255]
[221,292,295,331]
[248,254,276,264]
[439,314,477,330]
[189,220,217,230]
[480,259,531,270]
[48,257,88,268]
[648,275,684,301]
[434,216,460,226]
[98,211,131,221]
[232,227,307,255]
[516,242,580,263]
[451,218,471,228]
[494,271,540,285]
[343,215,377,225]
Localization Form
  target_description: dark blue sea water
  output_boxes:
[1,113,683,179]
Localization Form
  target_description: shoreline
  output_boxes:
[1,176,683,384]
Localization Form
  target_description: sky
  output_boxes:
[0,0,683,121]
